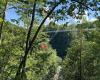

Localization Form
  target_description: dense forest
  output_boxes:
[0,0,100,80]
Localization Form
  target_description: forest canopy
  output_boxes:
[0,0,100,80]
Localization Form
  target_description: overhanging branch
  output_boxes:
[25,0,37,51]
[71,0,94,11]
[14,1,61,79]
[28,1,61,53]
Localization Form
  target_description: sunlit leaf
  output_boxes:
[0,18,3,22]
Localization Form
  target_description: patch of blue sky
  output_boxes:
[5,8,24,27]
[5,2,99,26]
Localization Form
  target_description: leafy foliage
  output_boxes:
[61,20,100,80]
[0,22,60,80]
[0,0,100,80]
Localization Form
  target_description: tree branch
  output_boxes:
[0,0,8,40]
[71,0,94,11]
[25,0,37,52]
[14,0,37,79]
[28,1,61,53]
[14,1,61,79]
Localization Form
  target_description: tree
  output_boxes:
[0,0,99,79]
[61,20,100,80]
[0,22,61,80]
[13,0,99,79]
[0,0,8,40]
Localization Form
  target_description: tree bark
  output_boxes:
[14,0,37,79]
[0,0,8,40]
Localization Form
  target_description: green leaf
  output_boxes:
[0,18,3,22]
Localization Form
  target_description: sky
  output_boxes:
[5,8,24,26]
[5,5,99,27]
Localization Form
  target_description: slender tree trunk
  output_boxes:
[0,0,8,40]
[14,0,37,79]
[14,1,61,79]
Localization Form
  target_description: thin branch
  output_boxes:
[23,0,61,67]
[25,0,37,52]
[28,1,61,53]
[71,0,94,11]
[0,0,8,40]
[14,0,37,79]
[14,1,61,79]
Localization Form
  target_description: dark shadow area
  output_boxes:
[49,32,71,59]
